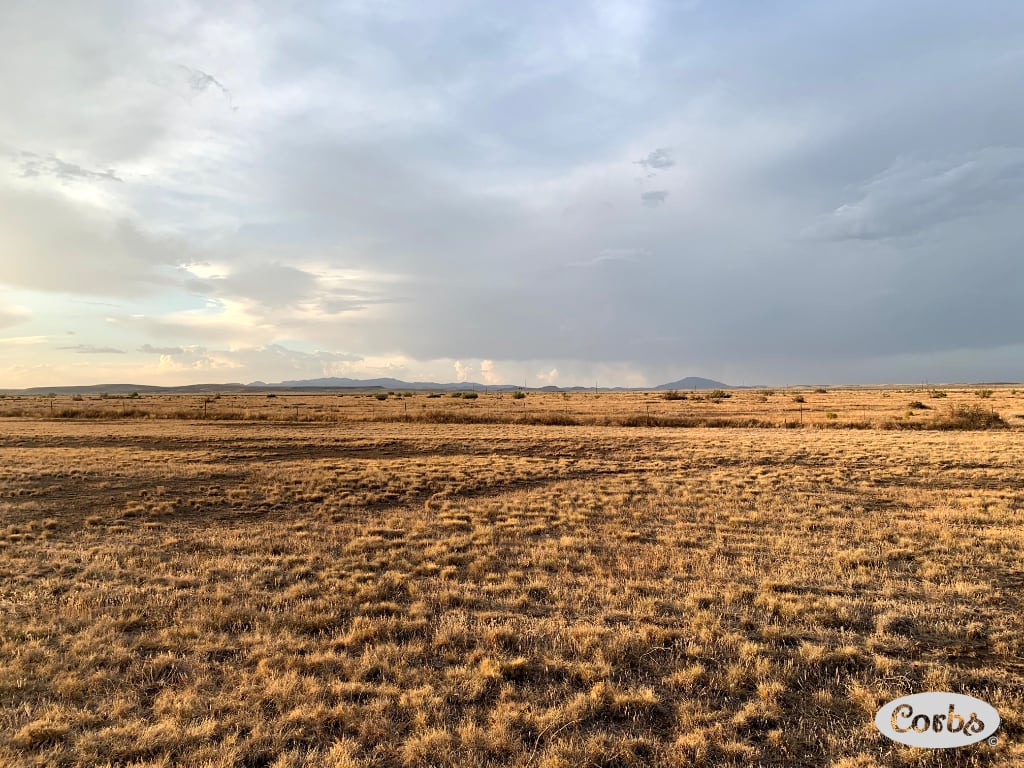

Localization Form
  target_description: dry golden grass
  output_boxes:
[0,410,1022,766]
[1,385,1022,430]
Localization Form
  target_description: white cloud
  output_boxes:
[479,359,499,385]
[535,367,560,385]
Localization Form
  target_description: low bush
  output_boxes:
[935,405,1006,430]
[883,405,1007,431]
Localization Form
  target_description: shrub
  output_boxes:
[814,388,828,394]
[71,394,84,402]
[936,405,1006,429]
[707,389,731,399]
[792,395,805,403]
[929,390,947,398]
[461,392,479,399]
[907,401,929,410]
[450,392,463,398]
[825,411,838,419]
[375,393,388,400]
[884,405,1010,431]
[427,393,441,398]
[976,389,994,399]
[512,391,526,399]
[266,393,277,398]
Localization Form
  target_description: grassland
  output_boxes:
[0,385,1021,429]
[0,389,1022,766]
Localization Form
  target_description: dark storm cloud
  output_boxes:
[803,149,1024,241]
[6,0,1024,385]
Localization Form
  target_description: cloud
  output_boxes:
[0,335,47,345]
[0,186,190,296]
[535,367,559,385]
[15,152,122,182]
[178,66,236,111]
[568,248,648,268]
[2,2,1024,387]
[138,344,184,355]
[0,304,30,329]
[479,359,500,385]
[453,360,472,382]
[146,343,363,383]
[635,148,675,170]
[803,148,1024,241]
[57,344,126,354]
[640,190,668,207]
[186,263,318,309]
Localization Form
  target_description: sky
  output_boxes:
[2,1,1024,388]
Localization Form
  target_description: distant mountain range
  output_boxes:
[654,377,729,390]
[1,375,732,394]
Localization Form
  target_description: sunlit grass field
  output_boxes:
[1,390,1022,766]
[1,385,1022,429]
